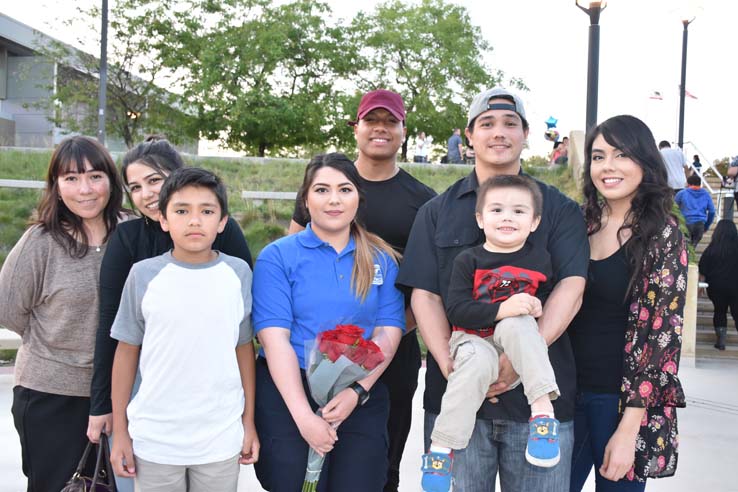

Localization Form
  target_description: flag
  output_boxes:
[679,85,698,99]
[649,90,663,100]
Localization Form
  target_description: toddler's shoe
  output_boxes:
[525,414,560,468]
[421,450,453,492]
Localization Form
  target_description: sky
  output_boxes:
[2,0,736,161]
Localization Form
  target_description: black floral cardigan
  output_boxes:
[620,216,688,481]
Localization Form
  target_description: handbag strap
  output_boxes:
[89,434,117,491]
[73,441,95,477]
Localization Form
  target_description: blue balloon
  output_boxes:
[545,116,558,129]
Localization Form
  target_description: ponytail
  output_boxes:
[350,222,401,301]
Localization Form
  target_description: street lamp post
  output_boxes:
[98,0,108,145]
[677,16,695,150]
[576,1,607,133]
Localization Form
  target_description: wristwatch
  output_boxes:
[349,382,370,406]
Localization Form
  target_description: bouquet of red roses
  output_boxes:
[302,324,385,491]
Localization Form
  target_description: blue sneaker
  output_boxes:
[421,451,453,492]
[526,415,560,467]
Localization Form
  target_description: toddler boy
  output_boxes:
[421,175,560,492]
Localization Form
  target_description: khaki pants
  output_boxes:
[134,454,240,492]
[430,315,560,450]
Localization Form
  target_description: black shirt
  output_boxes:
[396,170,589,423]
[568,247,630,393]
[90,216,252,415]
[446,242,552,336]
[292,167,436,254]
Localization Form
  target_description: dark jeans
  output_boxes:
[414,156,428,163]
[686,222,705,248]
[254,357,389,492]
[11,385,95,492]
[570,391,646,492]
[424,411,574,492]
[707,287,738,331]
[379,332,421,492]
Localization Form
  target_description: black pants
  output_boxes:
[254,357,390,492]
[686,222,705,248]
[707,287,738,331]
[378,332,421,492]
[11,386,94,492]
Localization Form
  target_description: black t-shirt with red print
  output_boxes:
[445,242,552,338]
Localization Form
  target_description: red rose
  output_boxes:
[363,342,385,370]
[346,340,369,366]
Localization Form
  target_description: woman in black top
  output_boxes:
[569,115,686,491]
[698,219,738,350]
[86,138,252,463]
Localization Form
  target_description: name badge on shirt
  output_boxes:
[372,264,384,285]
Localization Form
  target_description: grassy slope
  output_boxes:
[0,150,580,262]
[0,150,580,359]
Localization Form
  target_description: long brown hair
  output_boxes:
[35,136,124,257]
[582,115,674,294]
[296,153,400,301]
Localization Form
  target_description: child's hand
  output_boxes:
[239,420,260,465]
[110,431,136,478]
[497,293,542,320]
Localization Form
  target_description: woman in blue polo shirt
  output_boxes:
[252,153,405,492]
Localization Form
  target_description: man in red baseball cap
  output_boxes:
[290,89,436,492]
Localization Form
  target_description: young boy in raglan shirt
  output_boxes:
[110,167,258,491]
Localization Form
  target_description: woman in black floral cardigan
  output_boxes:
[568,115,687,491]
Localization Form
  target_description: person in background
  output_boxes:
[253,154,405,492]
[88,137,252,491]
[658,141,688,193]
[691,155,702,174]
[288,89,436,492]
[569,115,687,491]
[699,219,738,351]
[415,131,430,163]
[0,136,125,491]
[447,128,464,164]
[675,174,715,247]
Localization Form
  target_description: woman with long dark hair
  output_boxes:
[568,115,687,491]
[0,136,125,491]
[698,219,738,350]
[87,137,252,490]
[251,153,405,491]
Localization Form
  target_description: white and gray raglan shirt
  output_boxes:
[111,251,252,465]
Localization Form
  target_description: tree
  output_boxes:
[140,0,360,157]
[351,0,526,160]
[34,1,198,148]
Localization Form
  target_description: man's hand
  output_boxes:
[486,353,519,403]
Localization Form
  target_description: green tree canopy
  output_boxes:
[350,0,524,160]
[36,1,198,148]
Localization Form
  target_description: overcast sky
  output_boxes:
[2,0,735,160]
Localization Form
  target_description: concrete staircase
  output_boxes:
[692,172,738,359]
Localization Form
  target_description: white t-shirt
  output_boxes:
[415,138,429,158]
[111,251,252,465]
[661,147,687,190]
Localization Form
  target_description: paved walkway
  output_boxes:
[1,358,737,491]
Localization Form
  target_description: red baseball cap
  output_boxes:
[349,89,406,126]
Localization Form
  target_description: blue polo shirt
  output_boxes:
[252,224,406,369]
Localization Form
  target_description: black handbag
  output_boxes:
[60,434,118,492]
